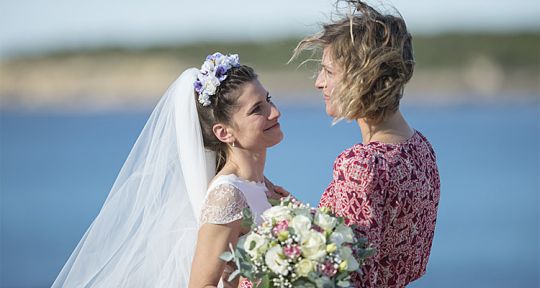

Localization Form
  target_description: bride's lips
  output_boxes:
[264,122,280,131]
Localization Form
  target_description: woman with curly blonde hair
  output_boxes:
[292,1,441,287]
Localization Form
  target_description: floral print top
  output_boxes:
[319,130,440,287]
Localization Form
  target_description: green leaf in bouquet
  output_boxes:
[256,275,271,288]
[292,278,317,288]
[219,251,234,262]
[356,246,376,259]
[314,276,335,288]
[248,240,256,251]
[238,258,256,277]
[282,196,293,205]
[307,272,318,282]
[268,197,281,207]
[335,271,348,281]
[336,280,350,287]
[241,208,254,229]
[355,237,368,247]
[227,269,240,282]
[365,246,376,257]
[236,234,247,250]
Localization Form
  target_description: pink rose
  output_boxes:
[272,219,289,236]
[283,244,301,259]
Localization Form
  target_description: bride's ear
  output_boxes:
[212,123,234,145]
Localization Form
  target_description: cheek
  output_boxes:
[239,120,264,139]
[326,78,336,93]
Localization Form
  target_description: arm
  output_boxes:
[328,152,387,243]
[318,180,335,209]
[318,156,340,210]
[189,221,242,288]
[189,184,249,288]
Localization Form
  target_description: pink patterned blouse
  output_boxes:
[319,130,440,287]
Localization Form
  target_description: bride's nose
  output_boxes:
[268,104,281,120]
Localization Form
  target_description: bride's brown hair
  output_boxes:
[195,65,257,172]
[291,0,414,123]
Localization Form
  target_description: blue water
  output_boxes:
[1,103,539,287]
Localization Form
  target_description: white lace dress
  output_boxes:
[200,174,272,226]
[197,174,272,287]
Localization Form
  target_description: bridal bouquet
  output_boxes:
[220,197,375,288]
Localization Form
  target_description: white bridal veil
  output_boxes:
[52,68,216,287]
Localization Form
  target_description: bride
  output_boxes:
[52,53,286,287]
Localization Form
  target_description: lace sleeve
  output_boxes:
[200,184,249,225]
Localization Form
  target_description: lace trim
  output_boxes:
[200,183,249,225]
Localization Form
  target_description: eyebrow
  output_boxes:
[322,63,334,71]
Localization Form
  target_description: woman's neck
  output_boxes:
[221,148,266,183]
[357,110,414,144]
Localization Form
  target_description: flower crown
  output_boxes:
[194,52,240,106]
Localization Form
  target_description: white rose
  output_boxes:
[295,259,314,277]
[243,233,268,259]
[300,231,327,260]
[340,247,360,272]
[290,215,312,238]
[314,211,337,232]
[262,206,291,222]
[265,245,289,275]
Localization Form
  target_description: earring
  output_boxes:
[231,141,235,147]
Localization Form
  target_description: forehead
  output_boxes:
[321,47,334,65]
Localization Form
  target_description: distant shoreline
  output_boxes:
[1,34,538,110]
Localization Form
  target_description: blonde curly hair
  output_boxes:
[292,0,414,123]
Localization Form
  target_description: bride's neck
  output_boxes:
[222,148,266,183]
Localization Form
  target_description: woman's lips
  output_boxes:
[264,122,280,131]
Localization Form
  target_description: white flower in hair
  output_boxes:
[204,75,220,95]
[194,52,240,106]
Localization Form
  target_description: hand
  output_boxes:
[264,176,291,200]
[273,185,290,198]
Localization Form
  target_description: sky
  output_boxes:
[1,0,539,58]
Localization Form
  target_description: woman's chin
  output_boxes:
[266,130,284,147]
[325,106,337,118]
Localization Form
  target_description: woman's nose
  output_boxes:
[315,70,326,90]
[269,103,281,120]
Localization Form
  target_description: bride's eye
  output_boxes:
[250,105,261,114]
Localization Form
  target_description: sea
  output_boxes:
[1,101,539,287]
